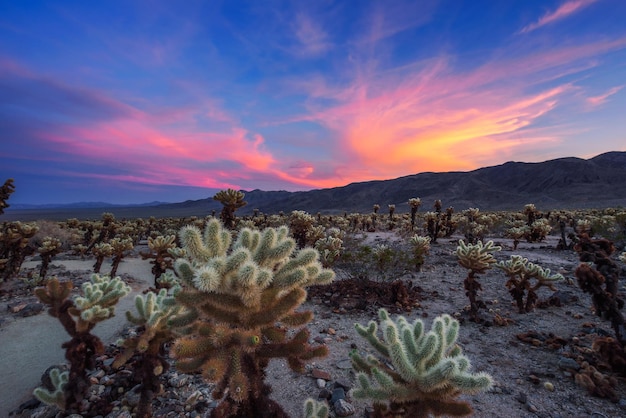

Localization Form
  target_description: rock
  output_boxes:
[312,368,332,380]
[333,380,352,392]
[168,373,190,388]
[317,378,327,388]
[336,359,352,369]
[334,399,356,417]
[557,357,580,371]
[318,388,332,400]
[16,303,44,317]
[330,387,345,404]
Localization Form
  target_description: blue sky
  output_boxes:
[1,0,625,204]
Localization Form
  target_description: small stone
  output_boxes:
[527,403,538,413]
[557,357,580,371]
[328,327,336,335]
[333,380,352,392]
[318,388,332,400]
[330,387,345,404]
[336,359,352,369]
[515,392,527,404]
[186,389,204,405]
[317,378,326,389]
[544,381,555,391]
[334,399,356,417]
[168,374,190,388]
[312,368,332,380]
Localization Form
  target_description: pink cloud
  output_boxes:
[587,85,623,106]
[520,0,598,34]
[277,38,626,186]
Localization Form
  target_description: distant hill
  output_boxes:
[4,152,626,221]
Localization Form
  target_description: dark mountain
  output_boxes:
[4,152,625,221]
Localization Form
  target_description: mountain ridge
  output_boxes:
[3,151,625,221]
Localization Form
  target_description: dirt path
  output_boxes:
[0,258,153,415]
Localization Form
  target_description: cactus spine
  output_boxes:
[351,308,492,417]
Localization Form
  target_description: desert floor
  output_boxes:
[1,231,626,417]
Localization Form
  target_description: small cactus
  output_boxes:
[351,309,492,417]
[496,255,563,313]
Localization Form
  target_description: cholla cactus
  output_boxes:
[170,218,334,417]
[496,255,563,313]
[114,288,182,418]
[289,210,316,248]
[91,242,113,273]
[141,234,177,287]
[315,235,344,268]
[213,188,247,228]
[0,221,39,281]
[351,309,492,417]
[409,235,431,271]
[408,198,422,231]
[303,398,329,418]
[33,367,69,410]
[109,237,133,276]
[0,178,15,215]
[455,240,501,321]
[38,236,62,280]
[34,274,130,412]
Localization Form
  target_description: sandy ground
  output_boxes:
[1,233,626,417]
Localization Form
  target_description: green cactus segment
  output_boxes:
[33,368,69,410]
[74,274,131,325]
[351,309,492,417]
[303,398,329,418]
[170,218,334,413]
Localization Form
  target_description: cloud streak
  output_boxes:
[520,0,598,34]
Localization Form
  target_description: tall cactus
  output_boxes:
[455,240,501,321]
[114,288,182,418]
[34,274,130,413]
[213,188,247,228]
[170,218,334,417]
[351,309,492,417]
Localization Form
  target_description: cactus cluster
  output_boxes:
[169,218,334,417]
[351,308,492,417]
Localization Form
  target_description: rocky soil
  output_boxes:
[2,232,626,418]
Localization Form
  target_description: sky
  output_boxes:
[1,0,625,205]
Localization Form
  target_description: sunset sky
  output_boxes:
[1,0,625,205]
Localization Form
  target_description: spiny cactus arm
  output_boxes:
[34,277,73,312]
[74,275,130,311]
[33,368,68,410]
[246,287,308,328]
[355,320,390,358]
[526,262,564,290]
[280,309,314,327]
[303,398,329,418]
[258,327,328,372]
[250,226,296,269]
